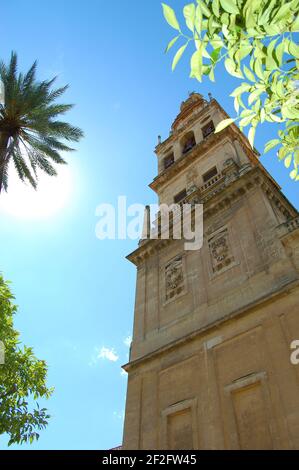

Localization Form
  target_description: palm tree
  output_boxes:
[0,52,83,193]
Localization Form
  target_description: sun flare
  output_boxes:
[0,164,72,219]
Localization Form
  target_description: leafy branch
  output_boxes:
[162,0,299,180]
[0,275,52,446]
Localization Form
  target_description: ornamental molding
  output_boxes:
[128,166,296,267]
[151,125,259,194]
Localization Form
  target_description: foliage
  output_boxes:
[0,52,83,193]
[162,0,299,180]
[0,275,52,446]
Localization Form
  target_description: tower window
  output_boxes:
[181,131,196,155]
[174,189,187,204]
[164,153,175,170]
[202,120,215,139]
[203,166,217,183]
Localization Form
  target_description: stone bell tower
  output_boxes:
[122,93,299,450]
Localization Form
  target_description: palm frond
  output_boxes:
[0,52,83,192]
[12,144,37,189]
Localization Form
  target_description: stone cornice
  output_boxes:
[151,123,263,194]
[277,215,299,240]
[126,165,297,267]
[122,278,299,373]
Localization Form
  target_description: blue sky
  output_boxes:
[0,0,298,450]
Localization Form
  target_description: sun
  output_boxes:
[0,164,73,219]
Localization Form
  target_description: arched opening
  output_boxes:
[181,131,196,155]
[163,152,175,170]
[202,120,215,139]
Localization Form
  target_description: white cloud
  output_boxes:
[98,347,119,362]
[89,346,119,366]
[120,369,127,377]
[123,335,132,347]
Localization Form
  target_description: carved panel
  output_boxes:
[167,408,193,450]
[255,229,284,265]
[160,398,199,448]
[165,255,185,302]
[231,381,273,449]
[208,228,234,273]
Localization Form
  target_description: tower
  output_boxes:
[122,93,299,450]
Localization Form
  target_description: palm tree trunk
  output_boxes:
[0,132,9,194]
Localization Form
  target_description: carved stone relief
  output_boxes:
[165,256,185,302]
[208,228,234,273]
[255,229,283,266]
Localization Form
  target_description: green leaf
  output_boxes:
[248,126,256,148]
[210,35,224,49]
[248,87,264,105]
[253,59,264,80]
[239,113,255,127]
[183,3,196,32]
[291,12,299,31]
[222,23,230,39]
[165,35,180,53]
[266,38,279,70]
[276,80,285,99]
[237,44,253,61]
[263,23,281,35]
[172,44,187,71]
[254,43,266,60]
[243,66,255,82]
[281,104,299,119]
[278,147,289,160]
[265,111,283,123]
[162,3,181,31]
[212,0,220,17]
[197,0,211,18]
[211,47,221,63]
[230,83,252,97]
[195,4,203,34]
[274,2,293,22]
[275,41,285,65]
[225,58,244,78]
[264,139,280,153]
[290,168,298,180]
[215,118,236,133]
[285,154,292,168]
[221,12,230,26]
[190,48,203,80]
[220,0,239,15]
[258,0,276,25]
[288,40,299,59]
[202,64,211,75]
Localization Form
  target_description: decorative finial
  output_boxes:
[158,135,162,145]
[208,92,212,101]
